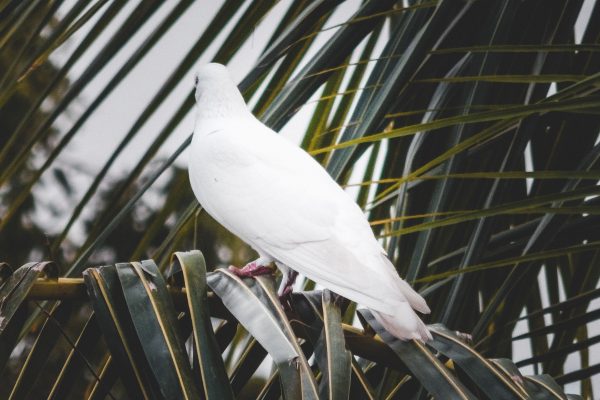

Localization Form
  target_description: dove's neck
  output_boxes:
[195,80,251,120]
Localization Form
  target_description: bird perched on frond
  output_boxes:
[188,63,431,341]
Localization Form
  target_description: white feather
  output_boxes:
[189,63,431,341]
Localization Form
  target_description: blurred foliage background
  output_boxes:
[1,0,600,398]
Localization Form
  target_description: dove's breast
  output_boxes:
[189,118,256,237]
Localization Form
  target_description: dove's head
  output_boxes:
[194,63,249,119]
[194,63,230,88]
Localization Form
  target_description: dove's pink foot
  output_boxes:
[278,269,298,304]
[228,262,273,278]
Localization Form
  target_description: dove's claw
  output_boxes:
[278,286,295,311]
[228,262,273,278]
[280,285,294,297]
[278,284,292,303]
[277,269,298,297]
[277,269,298,310]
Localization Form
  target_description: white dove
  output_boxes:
[188,63,431,341]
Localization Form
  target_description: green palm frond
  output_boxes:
[0,253,581,398]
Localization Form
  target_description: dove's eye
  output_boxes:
[194,75,199,86]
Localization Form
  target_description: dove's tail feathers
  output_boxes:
[371,303,432,342]
[381,255,431,314]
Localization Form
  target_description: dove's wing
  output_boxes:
[189,117,428,316]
